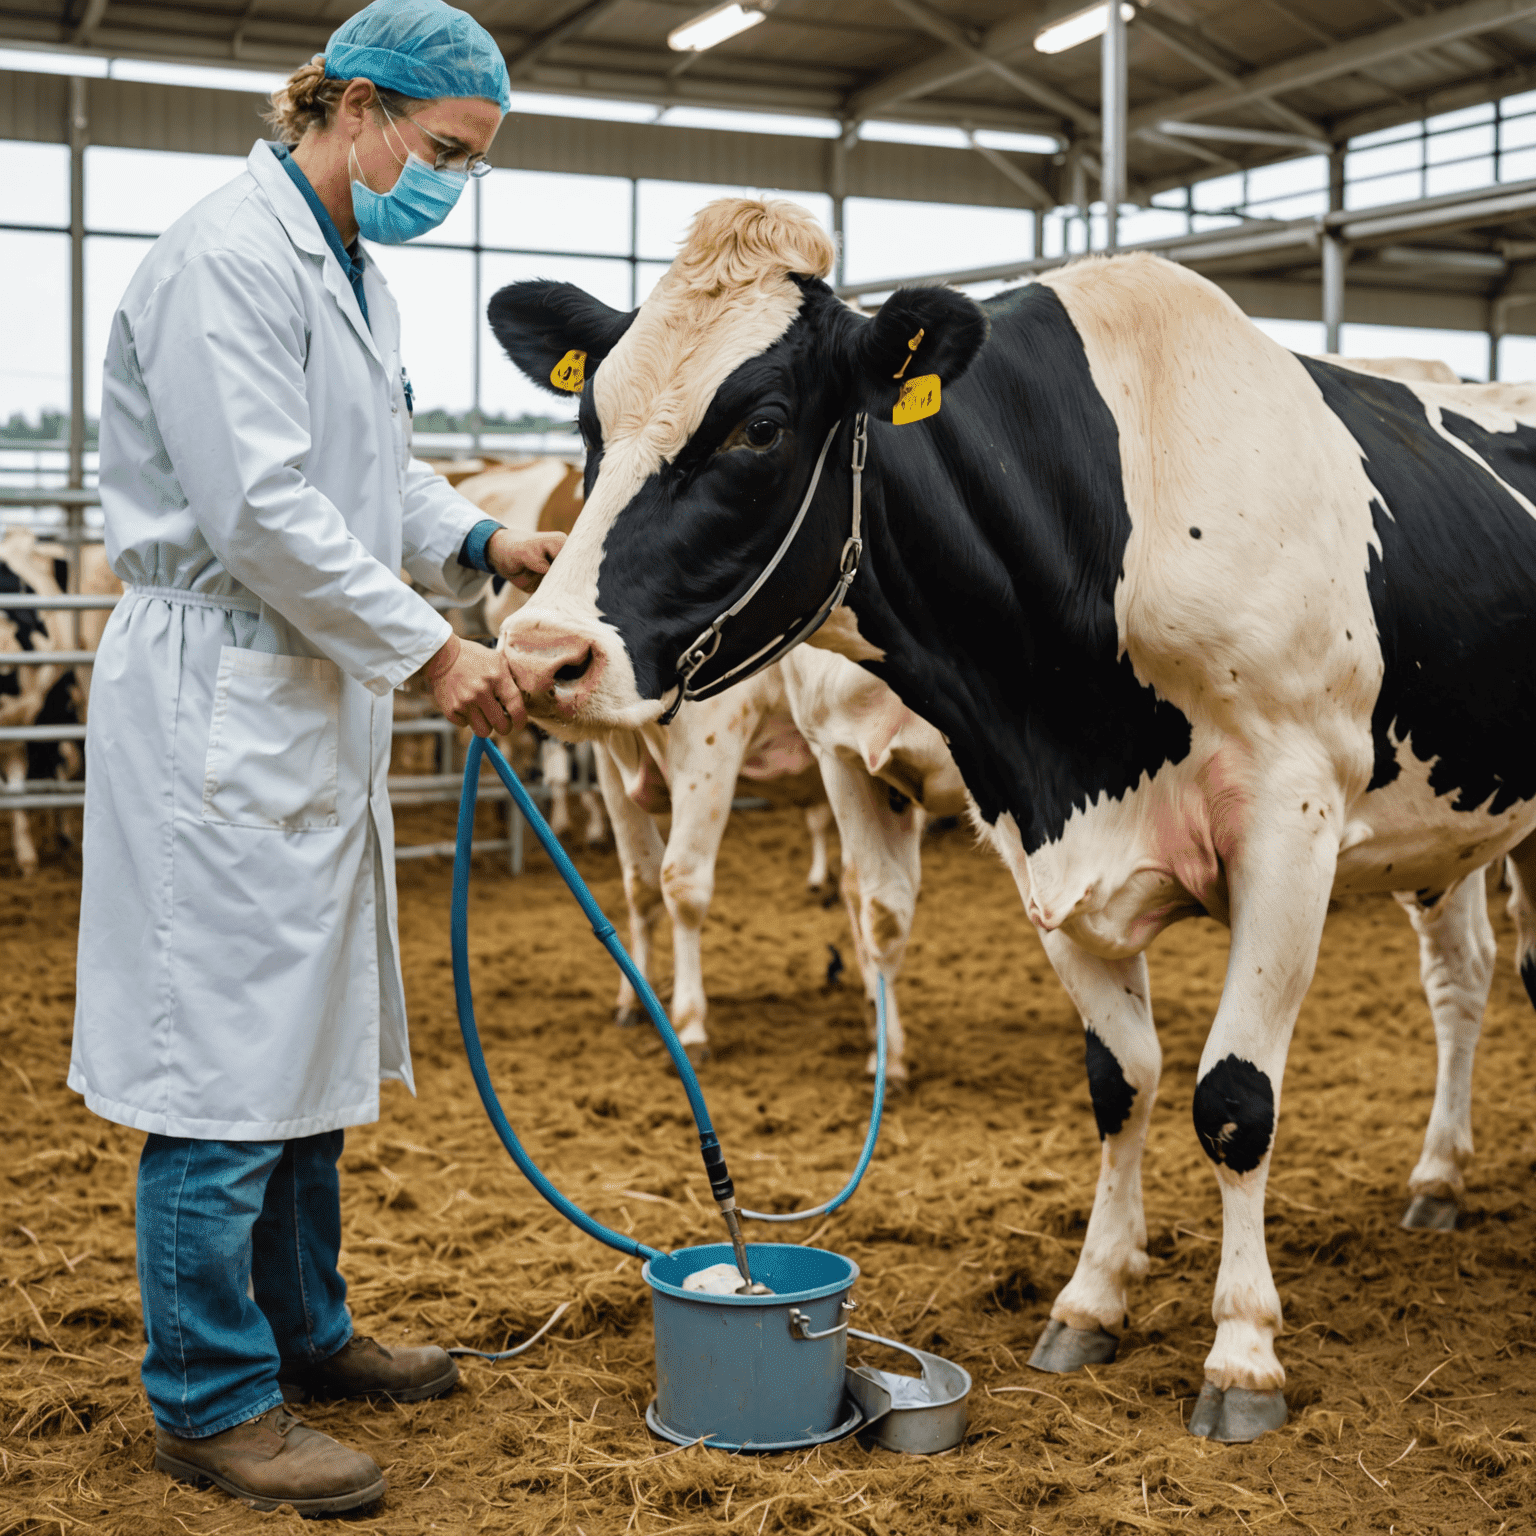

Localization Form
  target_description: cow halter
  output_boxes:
[658,412,869,726]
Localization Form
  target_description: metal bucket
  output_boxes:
[642,1242,862,1451]
[845,1330,972,1454]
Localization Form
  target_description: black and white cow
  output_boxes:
[486,199,1536,1442]
[1,530,85,875]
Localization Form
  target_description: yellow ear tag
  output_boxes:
[550,350,587,392]
[893,374,941,426]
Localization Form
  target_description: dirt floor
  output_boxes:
[3,798,1535,1535]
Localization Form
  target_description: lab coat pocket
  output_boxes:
[202,648,341,830]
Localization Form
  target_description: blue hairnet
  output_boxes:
[323,0,512,112]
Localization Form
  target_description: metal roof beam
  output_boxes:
[1131,7,1329,141]
[1127,0,1536,133]
[843,6,1057,123]
[505,0,628,81]
[875,0,1098,131]
[962,128,1052,208]
[71,0,110,47]
[1148,119,1330,157]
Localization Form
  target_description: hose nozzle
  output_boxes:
[719,1199,772,1295]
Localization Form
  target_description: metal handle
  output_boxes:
[788,1300,856,1341]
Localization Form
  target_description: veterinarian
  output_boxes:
[67,0,552,1514]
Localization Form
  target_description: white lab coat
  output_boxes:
[69,141,486,1140]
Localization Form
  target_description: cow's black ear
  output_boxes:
[849,285,988,413]
[487,280,636,397]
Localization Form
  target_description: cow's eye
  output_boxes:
[720,415,784,455]
[744,418,780,449]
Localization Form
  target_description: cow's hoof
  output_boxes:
[683,1042,712,1067]
[614,1004,641,1029]
[1401,1193,1458,1231]
[1027,1318,1119,1374]
[1187,1383,1288,1443]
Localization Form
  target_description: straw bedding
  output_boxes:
[3,802,1534,1534]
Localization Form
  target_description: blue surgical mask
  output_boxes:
[349,108,467,245]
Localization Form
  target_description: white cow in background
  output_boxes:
[433,456,607,846]
[1,530,120,875]
[559,642,964,1081]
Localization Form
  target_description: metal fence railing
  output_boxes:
[0,487,585,875]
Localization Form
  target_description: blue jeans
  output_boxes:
[136,1132,353,1438]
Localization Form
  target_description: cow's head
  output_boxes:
[489,197,987,732]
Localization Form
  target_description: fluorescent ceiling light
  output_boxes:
[506,90,657,123]
[1034,3,1134,56]
[668,3,768,53]
[859,121,970,150]
[972,128,1065,155]
[108,58,284,93]
[0,46,108,77]
[657,106,839,138]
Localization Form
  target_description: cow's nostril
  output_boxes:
[554,649,593,684]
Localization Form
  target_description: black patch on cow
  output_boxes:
[0,563,47,655]
[1192,1056,1274,1173]
[1,561,49,701]
[589,321,864,702]
[1084,1028,1136,1140]
[847,282,1193,848]
[507,275,1191,847]
[1520,952,1536,1014]
[487,281,636,400]
[1298,358,1536,814]
[824,944,844,988]
[26,670,78,782]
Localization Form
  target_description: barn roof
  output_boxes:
[4,2,1536,193]
[5,2,1536,337]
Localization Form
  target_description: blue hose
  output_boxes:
[741,973,886,1222]
[450,734,886,1258]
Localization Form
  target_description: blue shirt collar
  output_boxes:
[268,142,369,329]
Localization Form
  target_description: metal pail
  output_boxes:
[642,1242,861,1451]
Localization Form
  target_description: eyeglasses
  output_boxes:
[405,114,493,178]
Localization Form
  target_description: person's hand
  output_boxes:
[425,632,525,738]
[487,529,565,593]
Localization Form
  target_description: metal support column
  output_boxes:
[1100,0,1127,251]
[1324,145,1346,355]
[629,178,640,308]
[1322,234,1345,354]
[470,174,483,453]
[67,76,88,634]
[830,125,855,289]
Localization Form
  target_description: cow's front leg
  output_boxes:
[1030,933,1159,1373]
[804,801,833,891]
[540,736,573,837]
[573,743,608,847]
[591,742,663,1028]
[5,751,37,876]
[1188,799,1338,1443]
[660,714,755,1064]
[1395,874,1495,1231]
[818,753,921,1083]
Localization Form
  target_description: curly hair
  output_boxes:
[263,57,427,146]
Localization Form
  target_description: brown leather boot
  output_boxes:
[155,1405,385,1515]
[279,1334,459,1404]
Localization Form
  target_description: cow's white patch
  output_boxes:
[503,199,837,727]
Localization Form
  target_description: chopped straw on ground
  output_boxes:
[4,802,1534,1534]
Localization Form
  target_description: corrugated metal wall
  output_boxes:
[0,69,1034,207]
